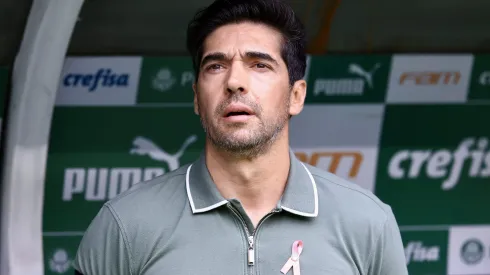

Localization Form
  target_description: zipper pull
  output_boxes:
[248,235,255,266]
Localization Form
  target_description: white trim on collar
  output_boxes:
[186,164,228,214]
[281,162,319,217]
[186,161,319,216]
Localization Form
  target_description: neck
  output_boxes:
[205,130,291,223]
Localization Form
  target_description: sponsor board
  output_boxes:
[386,55,473,103]
[289,105,383,192]
[43,236,81,275]
[293,148,378,192]
[305,55,390,103]
[447,225,490,275]
[401,231,448,275]
[289,105,385,148]
[375,105,490,226]
[61,134,198,202]
[55,57,142,106]
[43,107,204,231]
[468,54,490,101]
[137,57,195,104]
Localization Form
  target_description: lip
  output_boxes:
[222,114,254,123]
[222,103,256,117]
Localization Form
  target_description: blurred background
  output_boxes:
[0,0,489,275]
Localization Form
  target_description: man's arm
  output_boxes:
[366,206,409,275]
[73,204,133,275]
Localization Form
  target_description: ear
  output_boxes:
[288,79,307,116]
[192,82,199,115]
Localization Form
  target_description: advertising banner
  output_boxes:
[376,105,490,226]
[305,55,391,103]
[137,56,195,105]
[289,104,384,192]
[386,55,473,104]
[43,106,204,232]
[55,57,142,106]
[468,54,490,101]
[402,230,448,275]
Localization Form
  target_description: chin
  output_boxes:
[217,123,251,132]
[227,131,255,141]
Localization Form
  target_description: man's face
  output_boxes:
[193,22,305,157]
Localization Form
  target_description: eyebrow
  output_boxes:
[200,51,279,68]
[200,52,227,68]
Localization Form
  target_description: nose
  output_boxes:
[226,63,248,94]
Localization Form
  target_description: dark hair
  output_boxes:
[186,0,307,86]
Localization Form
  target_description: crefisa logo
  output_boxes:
[63,68,130,92]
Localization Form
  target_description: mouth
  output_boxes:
[223,104,255,118]
[225,111,251,117]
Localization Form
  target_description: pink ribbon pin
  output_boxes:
[281,240,303,275]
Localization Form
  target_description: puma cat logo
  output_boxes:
[348,63,381,89]
[130,135,198,171]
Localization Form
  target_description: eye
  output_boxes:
[206,64,224,72]
[254,63,271,70]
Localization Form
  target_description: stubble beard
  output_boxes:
[198,93,291,159]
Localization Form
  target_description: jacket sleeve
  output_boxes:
[366,206,409,275]
[73,204,133,275]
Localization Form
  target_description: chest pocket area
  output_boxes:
[255,235,362,275]
[281,249,361,275]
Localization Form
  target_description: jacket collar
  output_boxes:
[185,149,318,217]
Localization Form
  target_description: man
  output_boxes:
[74,0,409,274]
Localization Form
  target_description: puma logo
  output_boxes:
[348,63,381,89]
[130,135,198,171]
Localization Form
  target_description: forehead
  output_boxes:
[202,22,283,59]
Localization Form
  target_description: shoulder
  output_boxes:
[105,163,190,217]
[100,163,190,240]
[305,163,392,227]
[76,164,192,274]
[303,164,401,268]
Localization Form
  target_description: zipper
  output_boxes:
[228,204,254,264]
[247,235,255,266]
[228,203,281,273]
